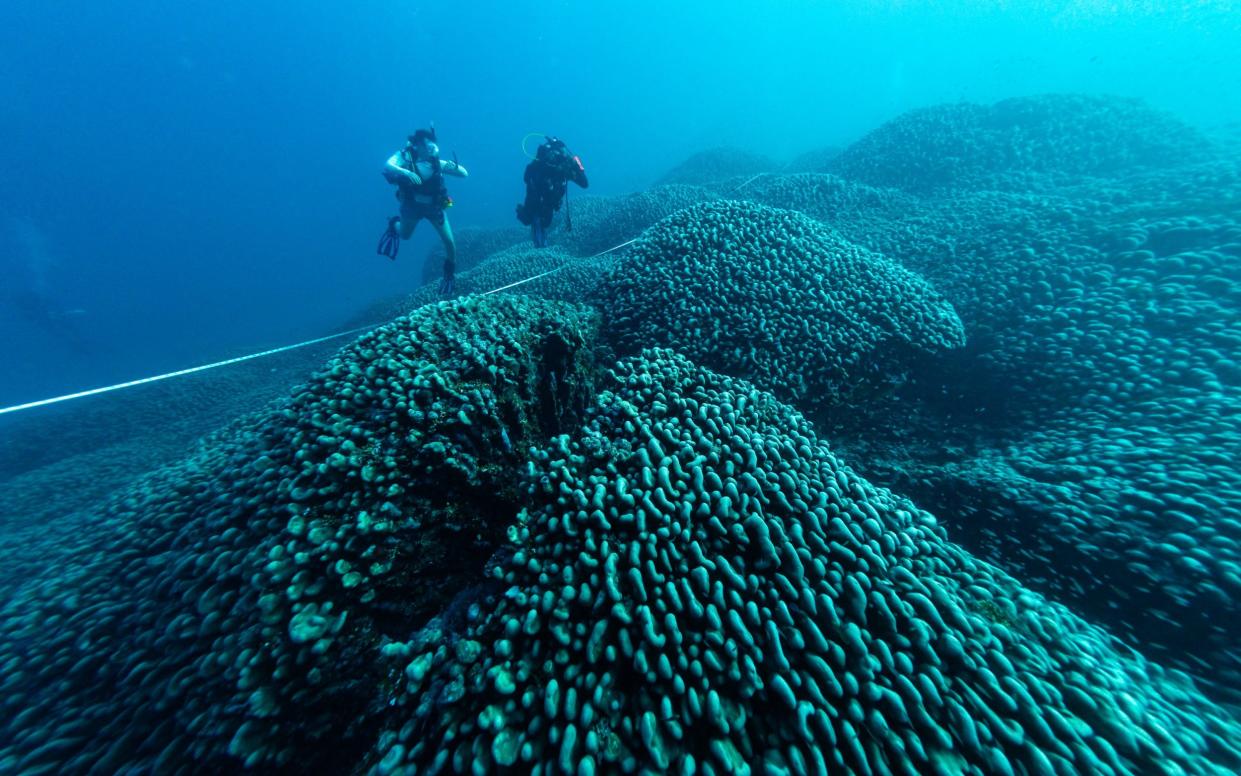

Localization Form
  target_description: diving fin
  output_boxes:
[377,216,400,260]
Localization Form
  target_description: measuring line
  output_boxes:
[726,172,769,194]
[480,237,637,297]
[0,236,642,417]
[0,324,381,416]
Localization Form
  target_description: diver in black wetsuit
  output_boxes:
[516,137,588,248]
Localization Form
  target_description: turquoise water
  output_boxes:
[2,1,1238,404]
[2,2,1241,774]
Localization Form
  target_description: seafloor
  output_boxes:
[2,94,1241,774]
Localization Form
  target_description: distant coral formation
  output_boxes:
[828,94,1217,191]
[656,146,778,187]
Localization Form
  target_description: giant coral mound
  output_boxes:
[7,332,1240,774]
[4,93,1241,774]
[829,94,1216,192]
[596,200,965,410]
[377,350,1240,774]
[0,295,603,772]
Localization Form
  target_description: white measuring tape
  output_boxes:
[479,238,637,297]
[0,325,380,416]
[0,237,641,417]
[723,161,799,196]
[726,172,768,194]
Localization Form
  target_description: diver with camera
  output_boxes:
[516,136,588,248]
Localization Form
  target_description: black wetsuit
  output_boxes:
[516,143,588,246]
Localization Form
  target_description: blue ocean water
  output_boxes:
[1,1,1238,404]
[2,2,1241,774]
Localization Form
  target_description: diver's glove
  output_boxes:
[438,259,456,296]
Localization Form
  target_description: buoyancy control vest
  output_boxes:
[396,150,450,208]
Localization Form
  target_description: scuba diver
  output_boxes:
[516,136,588,248]
[377,127,468,295]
